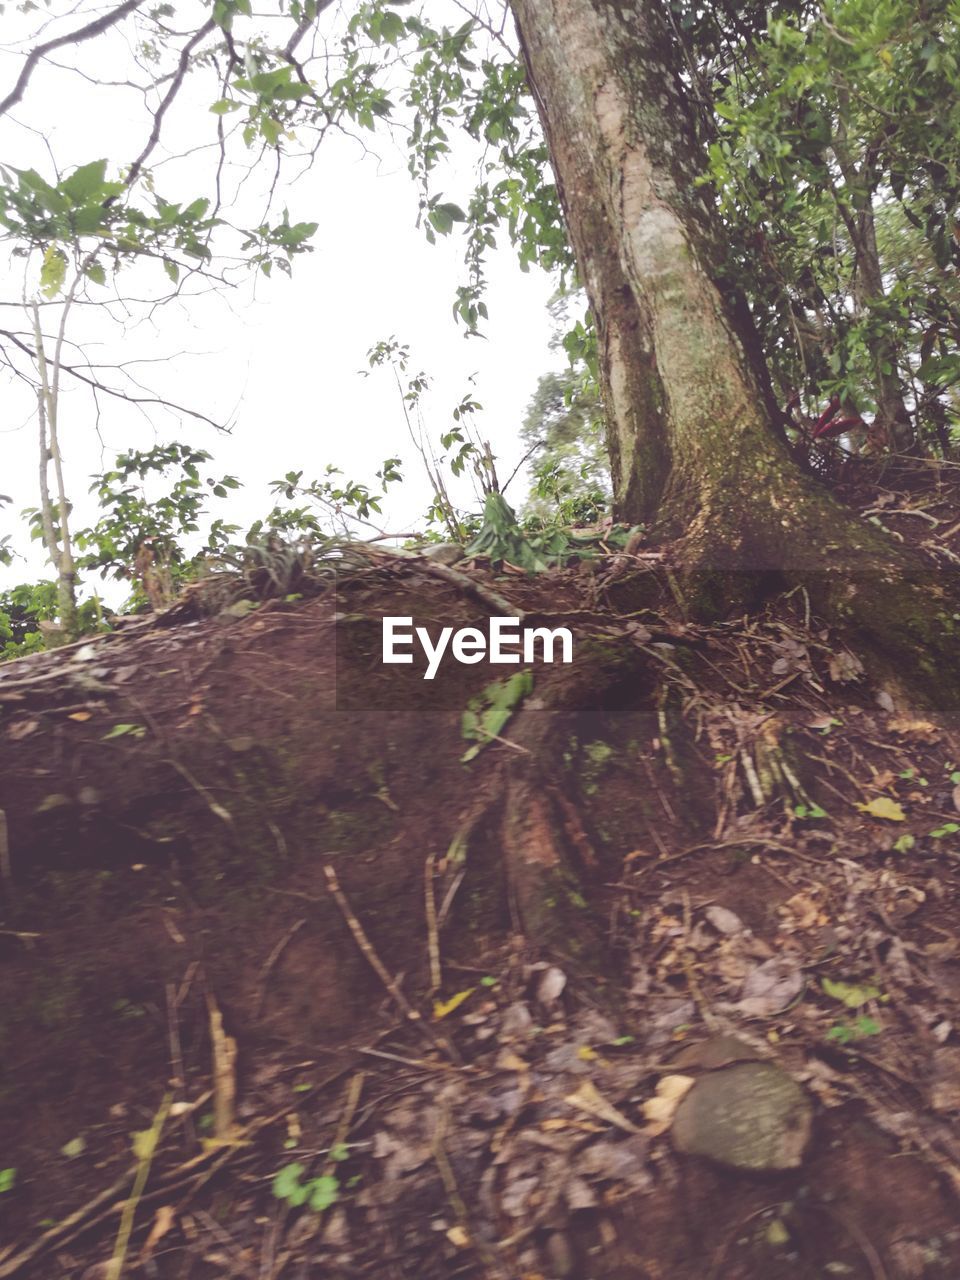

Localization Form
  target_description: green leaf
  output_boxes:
[183,197,210,222]
[428,201,466,236]
[62,159,108,204]
[0,1169,15,1194]
[39,246,67,299]
[380,10,405,43]
[210,99,241,115]
[102,723,146,740]
[163,259,180,284]
[461,670,533,762]
[84,262,106,286]
[307,1174,339,1211]
[273,1162,306,1202]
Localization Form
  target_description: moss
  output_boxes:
[581,739,615,795]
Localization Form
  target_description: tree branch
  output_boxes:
[0,0,145,119]
[125,18,218,191]
[0,327,227,432]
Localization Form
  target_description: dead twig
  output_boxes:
[107,1090,173,1280]
[323,864,461,1064]
[425,854,441,991]
[254,918,307,1019]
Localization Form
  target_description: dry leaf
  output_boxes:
[828,651,865,683]
[705,905,744,935]
[68,711,92,722]
[778,891,824,932]
[641,1074,695,1135]
[433,988,475,1020]
[536,966,567,1004]
[856,796,906,822]
[564,1079,641,1134]
[888,718,938,739]
[738,956,804,1017]
[8,720,38,740]
[496,1049,530,1073]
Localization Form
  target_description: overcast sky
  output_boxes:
[0,2,559,600]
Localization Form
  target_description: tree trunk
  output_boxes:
[509,0,959,705]
[832,99,913,453]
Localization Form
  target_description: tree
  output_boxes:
[509,0,959,700]
[699,0,960,455]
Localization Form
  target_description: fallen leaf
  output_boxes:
[828,651,865,683]
[641,1074,695,1134]
[807,714,841,731]
[705,905,745,935]
[564,1079,641,1134]
[822,977,881,1008]
[8,719,38,740]
[856,796,906,822]
[68,711,92,722]
[496,1049,530,1073]
[536,966,567,1004]
[433,988,475,1020]
[888,718,938,739]
[738,956,804,1017]
[34,793,71,814]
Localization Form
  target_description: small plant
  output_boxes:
[103,723,147,741]
[793,802,828,820]
[272,1162,340,1212]
[826,1015,882,1045]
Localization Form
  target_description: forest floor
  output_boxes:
[0,457,959,1280]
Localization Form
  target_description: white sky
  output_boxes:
[0,2,559,600]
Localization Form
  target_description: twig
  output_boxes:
[629,837,825,881]
[321,1072,365,1178]
[425,855,441,991]
[107,1090,173,1280]
[165,758,233,826]
[254,919,307,1019]
[323,865,460,1064]
[0,0,144,118]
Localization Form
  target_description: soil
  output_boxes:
[0,458,959,1280]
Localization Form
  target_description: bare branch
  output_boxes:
[124,18,218,191]
[0,0,145,119]
[0,326,227,432]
